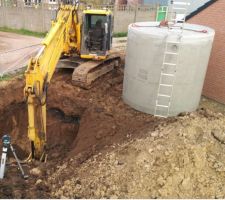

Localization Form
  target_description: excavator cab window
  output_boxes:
[81,12,113,57]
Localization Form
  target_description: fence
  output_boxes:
[0,3,158,33]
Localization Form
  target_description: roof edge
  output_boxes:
[186,0,218,21]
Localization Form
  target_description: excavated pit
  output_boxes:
[1,61,225,198]
[0,69,170,198]
[0,103,81,161]
[0,70,164,161]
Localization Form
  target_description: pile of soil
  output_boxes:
[50,110,225,199]
[0,66,169,198]
[0,65,225,198]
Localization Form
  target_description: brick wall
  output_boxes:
[187,0,225,104]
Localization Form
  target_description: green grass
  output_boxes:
[0,68,25,82]
[0,27,46,38]
[0,26,127,38]
[0,74,12,81]
[113,32,127,38]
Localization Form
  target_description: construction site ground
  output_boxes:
[1,32,225,199]
[0,65,225,198]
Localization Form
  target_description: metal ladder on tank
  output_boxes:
[154,0,191,118]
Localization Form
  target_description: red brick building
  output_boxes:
[187,0,225,104]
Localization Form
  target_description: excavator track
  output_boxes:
[72,53,121,89]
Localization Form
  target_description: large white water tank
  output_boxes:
[123,22,215,116]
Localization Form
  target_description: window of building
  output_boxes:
[49,0,57,4]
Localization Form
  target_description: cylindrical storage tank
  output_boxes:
[123,22,215,116]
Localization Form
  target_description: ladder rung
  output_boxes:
[160,84,173,87]
[156,104,169,108]
[165,51,178,55]
[168,26,184,30]
[172,7,187,10]
[172,2,190,6]
[167,21,176,26]
[163,62,176,66]
[158,94,171,98]
[161,73,175,77]
[166,41,181,44]
[171,18,185,22]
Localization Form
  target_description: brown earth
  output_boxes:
[0,65,225,198]
[50,110,225,199]
[0,66,170,198]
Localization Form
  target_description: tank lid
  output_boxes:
[129,22,215,39]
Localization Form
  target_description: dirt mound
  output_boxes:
[2,66,224,198]
[49,110,225,199]
[0,67,167,198]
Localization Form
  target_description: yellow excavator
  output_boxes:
[24,0,120,161]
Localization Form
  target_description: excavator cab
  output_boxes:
[80,9,113,60]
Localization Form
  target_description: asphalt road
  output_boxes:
[0,32,127,76]
[0,31,42,76]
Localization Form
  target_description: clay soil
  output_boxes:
[0,66,225,198]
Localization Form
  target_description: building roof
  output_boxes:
[186,0,218,20]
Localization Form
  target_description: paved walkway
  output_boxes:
[112,37,127,51]
[0,31,42,76]
[0,32,127,76]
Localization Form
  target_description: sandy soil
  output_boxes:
[0,32,41,75]
[0,64,168,198]
[0,66,225,198]
[50,110,225,199]
[0,35,225,198]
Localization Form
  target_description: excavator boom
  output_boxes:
[24,2,120,160]
[24,4,80,160]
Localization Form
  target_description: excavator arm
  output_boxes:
[24,4,80,160]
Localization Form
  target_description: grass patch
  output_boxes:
[0,26,127,38]
[0,27,46,38]
[0,68,25,82]
[0,74,12,81]
[113,32,127,38]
